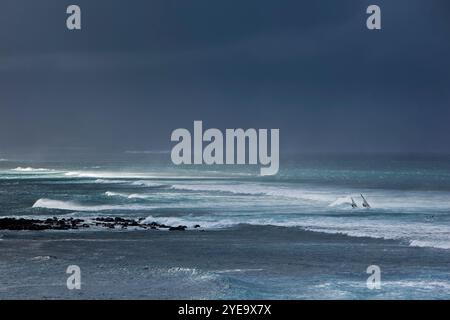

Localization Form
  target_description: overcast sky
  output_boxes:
[1,0,449,155]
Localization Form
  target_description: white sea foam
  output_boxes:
[12,167,54,172]
[14,166,450,252]
[94,179,166,187]
[296,217,450,250]
[30,255,54,262]
[171,183,450,212]
[32,198,154,212]
[171,184,263,195]
[94,179,130,184]
[170,183,336,204]
[154,267,217,282]
[104,191,152,199]
[65,171,152,179]
[167,267,198,274]
[141,214,450,250]
[128,194,154,199]
[65,170,223,180]
[329,196,353,207]
[142,215,237,229]
[382,280,450,291]
[130,181,167,187]
[214,269,264,274]
[409,240,450,250]
[104,191,128,198]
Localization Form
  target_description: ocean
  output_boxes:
[1,153,450,299]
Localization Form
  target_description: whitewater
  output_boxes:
[1,155,450,250]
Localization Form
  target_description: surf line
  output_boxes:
[171,121,279,176]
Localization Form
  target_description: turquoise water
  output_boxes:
[1,154,450,249]
[1,154,450,299]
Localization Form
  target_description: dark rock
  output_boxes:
[169,225,187,231]
[1,217,198,232]
[95,217,114,223]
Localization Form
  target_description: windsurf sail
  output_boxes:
[361,194,371,208]
[351,197,357,208]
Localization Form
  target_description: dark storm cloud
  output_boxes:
[0,0,449,154]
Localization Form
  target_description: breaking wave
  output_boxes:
[141,214,450,250]
[329,196,354,207]
[94,179,130,184]
[170,183,336,204]
[130,181,167,187]
[12,167,55,172]
[105,191,152,199]
[32,198,154,212]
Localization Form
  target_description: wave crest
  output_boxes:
[105,191,152,199]
[32,198,153,212]
[12,167,54,172]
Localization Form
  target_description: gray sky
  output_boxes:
[1,0,449,155]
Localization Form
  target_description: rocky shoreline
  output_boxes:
[0,217,199,231]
